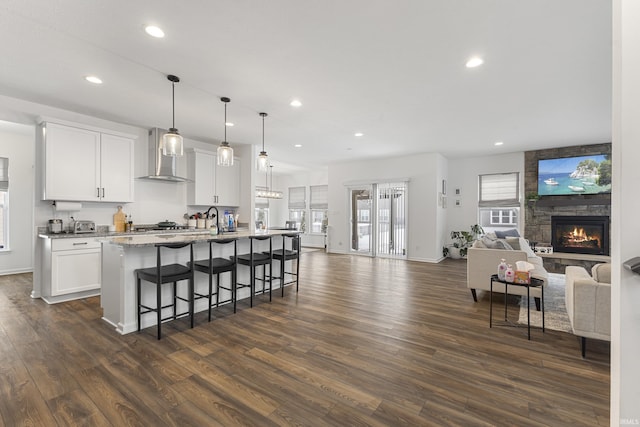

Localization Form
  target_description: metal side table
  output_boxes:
[489,274,545,340]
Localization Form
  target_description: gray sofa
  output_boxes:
[565,264,611,358]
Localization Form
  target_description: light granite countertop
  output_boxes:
[103,229,297,247]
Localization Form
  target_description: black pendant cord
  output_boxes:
[262,115,265,152]
[224,102,227,142]
[171,81,176,129]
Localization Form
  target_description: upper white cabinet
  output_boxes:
[42,121,135,202]
[186,148,241,207]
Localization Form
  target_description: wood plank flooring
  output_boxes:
[0,253,610,426]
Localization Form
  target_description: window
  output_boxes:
[478,172,520,233]
[0,157,8,250]
[490,209,518,225]
[310,185,328,234]
[288,186,306,230]
[255,187,269,228]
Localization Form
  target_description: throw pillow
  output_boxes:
[472,239,487,248]
[482,234,513,250]
[505,237,520,250]
[592,263,611,284]
[495,229,521,238]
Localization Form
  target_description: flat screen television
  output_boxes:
[538,154,611,196]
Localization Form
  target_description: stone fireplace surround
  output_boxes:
[524,143,611,273]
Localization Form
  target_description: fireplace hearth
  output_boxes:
[551,216,609,255]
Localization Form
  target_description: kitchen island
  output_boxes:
[101,229,297,335]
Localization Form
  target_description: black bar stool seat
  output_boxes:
[233,235,272,308]
[190,238,237,318]
[267,233,300,297]
[136,242,194,340]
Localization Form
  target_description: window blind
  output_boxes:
[0,158,8,191]
[478,172,519,207]
[288,186,306,209]
[310,185,328,209]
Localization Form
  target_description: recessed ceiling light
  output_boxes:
[290,99,302,107]
[466,57,484,68]
[145,25,165,38]
[294,144,302,148]
[85,75,103,84]
[494,141,504,146]
[225,122,234,127]
[354,132,364,137]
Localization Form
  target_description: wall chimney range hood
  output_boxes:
[138,128,190,182]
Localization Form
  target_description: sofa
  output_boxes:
[565,264,611,358]
[467,233,549,309]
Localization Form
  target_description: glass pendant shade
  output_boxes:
[217,141,234,166]
[217,97,233,166]
[162,128,183,156]
[163,74,183,157]
[257,151,269,171]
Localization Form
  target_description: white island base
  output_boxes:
[101,231,293,335]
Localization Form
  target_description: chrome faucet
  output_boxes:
[205,206,220,234]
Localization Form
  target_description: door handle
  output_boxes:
[101,188,105,198]
[73,242,88,246]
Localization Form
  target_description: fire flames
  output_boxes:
[565,227,600,246]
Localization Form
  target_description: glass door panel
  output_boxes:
[349,186,373,255]
[377,182,407,259]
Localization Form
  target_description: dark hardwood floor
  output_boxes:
[0,252,609,426]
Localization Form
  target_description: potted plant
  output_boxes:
[526,192,540,206]
[445,224,484,259]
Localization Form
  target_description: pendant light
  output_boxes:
[217,97,234,166]
[256,165,283,199]
[162,74,183,157]
[257,112,269,172]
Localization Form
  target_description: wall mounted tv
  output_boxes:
[538,154,611,196]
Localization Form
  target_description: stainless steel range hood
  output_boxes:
[138,128,190,182]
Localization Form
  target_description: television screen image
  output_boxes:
[538,154,611,196]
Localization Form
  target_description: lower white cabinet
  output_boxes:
[49,238,101,298]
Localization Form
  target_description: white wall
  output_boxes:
[0,94,252,233]
[327,152,446,262]
[446,152,525,236]
[0,122,35,275]
[611,1,640,422]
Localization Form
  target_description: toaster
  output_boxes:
[74,220,96,234]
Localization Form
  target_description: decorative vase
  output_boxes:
[497,259,507,281]
[505,264,515,283]
[448,246,462,259]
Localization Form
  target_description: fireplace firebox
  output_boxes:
[551,216,609,255]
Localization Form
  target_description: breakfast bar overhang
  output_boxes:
[100,230,297,335]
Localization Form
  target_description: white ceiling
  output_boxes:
[0,1,611,173]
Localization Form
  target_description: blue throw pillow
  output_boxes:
[494,229,520,238]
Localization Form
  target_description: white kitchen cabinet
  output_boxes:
[42,121,134,202]
[187,148,240,207]
[42,238,102,303]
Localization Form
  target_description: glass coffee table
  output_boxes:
[489,274,545,340]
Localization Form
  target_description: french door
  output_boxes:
[349,182,407,259]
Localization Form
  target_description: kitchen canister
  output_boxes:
[48,219,63,234]
[188,219,197,229]
[197,218,206,229]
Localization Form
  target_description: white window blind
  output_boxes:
[479,172,520,207]
[0,158,8,191]
[310,185,328,209]
[288,186,306,209]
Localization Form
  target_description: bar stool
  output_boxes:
[190,238,237,319]
[234,235,272,308]
[269,233,300,297]
[136,242,194,340]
